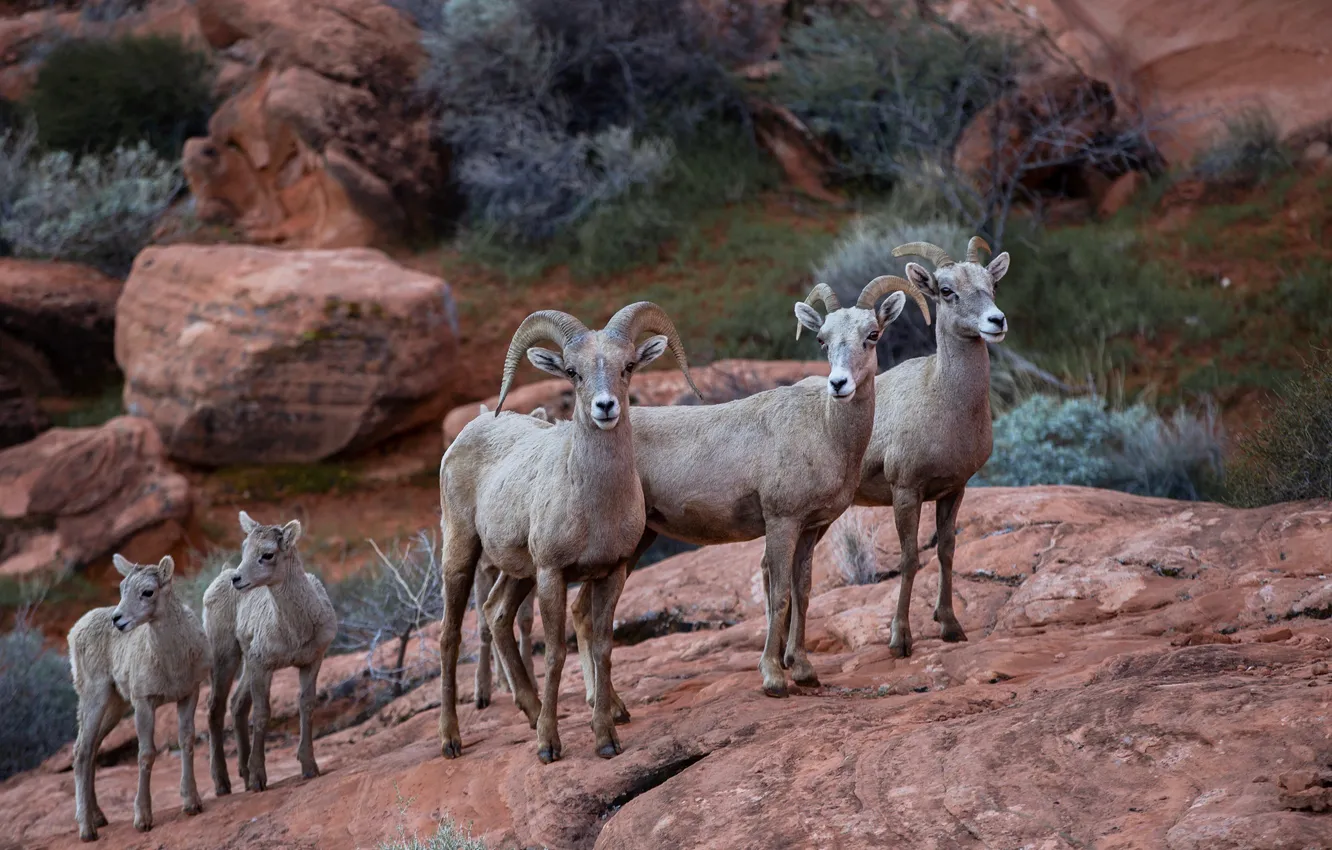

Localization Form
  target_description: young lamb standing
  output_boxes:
[203,513,337,794]
[439,302,699,763]
[68,554,210,842]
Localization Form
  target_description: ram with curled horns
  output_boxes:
[437,301,699,764]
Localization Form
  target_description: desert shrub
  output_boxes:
[377,821,488,850]
[999,224,1225,362]
[175,548,237,616]
[420,0,763,260]
[813,212,969,369]
[831,508,880,585]
[0,122,36,255]
[0,141,182,276]
[80,0,147,23]
[1192,108,1292,188]
[759,4,1017,190]
[0,619,79,780]
[975,394,1224,500]
[334,533,443,695]
[25,34,213,159]
[1227,349,1332,507]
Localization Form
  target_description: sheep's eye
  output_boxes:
[624,362,635,375]
[867,331,880,342]
[940,286,955,299]
[566,368,579,381]
[817,337,827,348]
[260,552,274,562]
[142,589,154,598]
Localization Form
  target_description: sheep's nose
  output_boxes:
[829,376,848,392]
[231,574,243,587]
[595,399,616,414]
[987,312,1007,329]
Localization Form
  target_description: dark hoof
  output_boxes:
[245,777,266,793]
[183,802,203,816]
[215,781,231,797]
[597,741,623,759]
[79,826,99,842]
[475,695,490,709]
[793,672,821,688]
[888,642,912,659]
[134,819,151,833]
[763,683,789,698]
[940,627,969,643]
[537,745,562,764]
[301,767,320,780]
[441,739,462,759]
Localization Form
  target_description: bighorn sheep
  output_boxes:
[203,513,337,794]
[68,554,210,842]
[562,277,929,706]
[438,303,699,763]
[825,236,1009,657]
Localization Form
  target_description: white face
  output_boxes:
[905,254,1009,343]
[233,511,301,591]
[795,292,906,400]
[110,554,174,632]
[527,332,667,430]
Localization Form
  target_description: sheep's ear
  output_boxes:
[527,347,565,379]
[239,510,259,535]
[987,252,1010,287]
[530,406,549,422]
[112,553,135,577]
[157,555,175,581]
[904,262,937,297]
[478,402,489,415]
[281,519,302,548]
[794,303,824,336]
[878,291,906,327]
[635,335,667,367]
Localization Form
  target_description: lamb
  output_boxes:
[438,302,699,763]
[203,512,337,794]
[827,236,1010,657]
[564,277,930,704]
[68,554,210,842]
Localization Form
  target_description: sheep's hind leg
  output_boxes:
[88,690,124,830]
[933,491,967,643]
[473,564,497,708]
[438,528,481,759]
[784,525,827,687]
[534,569,568,763]
[759,519,801,697]
[517,591,535,689]
[177,689,202,815]
[230,664,253,786]
[132,700,157,832]
[207,644,240,796]
[245,668,273,792]
[889,491,923,657]
[73,685,115,841]
[485,573,540,728]
[297,658,323,779]
[588,564,627,758]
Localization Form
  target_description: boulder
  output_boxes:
[442,359,830,447]
[182,0,450,249]
[0,258,123,397]
[0,373,46,449]
[116,244,460,465]
[0,416,190,578]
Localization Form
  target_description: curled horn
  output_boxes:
[496,310,590,415]
[605,301,704,401]
[795,283,841,340]
[966,236,990,264]
[857,275,932,326]
[891,241,955,268]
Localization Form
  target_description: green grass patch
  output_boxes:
[211,463,361,500]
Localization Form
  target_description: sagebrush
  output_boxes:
[831,508,880,586]
[0,620,79,780]
[0,141,182,276]
[1192,108,1292,188]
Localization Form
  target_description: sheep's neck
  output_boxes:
[934,330,992,422]
[149,589,191,631]
[266,558,318,613]
[568,413,636,501]
[821,371,876,471]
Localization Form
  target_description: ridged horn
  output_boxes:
[795,283,841,340]
[857,275,932,326]
[892,241,955,268]
[966,236,990,264]
[604,301,703,401]
[496,310,590,415]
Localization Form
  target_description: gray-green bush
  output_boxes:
[0,619,79,780]
[1192,108,1292,188]
[0,141,181,276]
[974,394,1224,500]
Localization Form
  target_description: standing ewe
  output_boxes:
[439,303,699,763]
[203,512,337,794]
[68,554,210,842]
[834,236,1010,657]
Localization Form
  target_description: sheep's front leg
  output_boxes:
[588,564,627,758]
[485,573,541,727]
[889,490,923,657]
[473,564,497,708]
[132,700,157,832]
[534,569,568,763]
[759,518,801,697]
[207,645,240,796]
[73,686,113,841]
[437,528,480,759]
[933,490,968,643]
[297,658,323,779]
[230,665,253,786]
[245,668,273,792]
[176,688,203,816]
[784,525,827,687]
